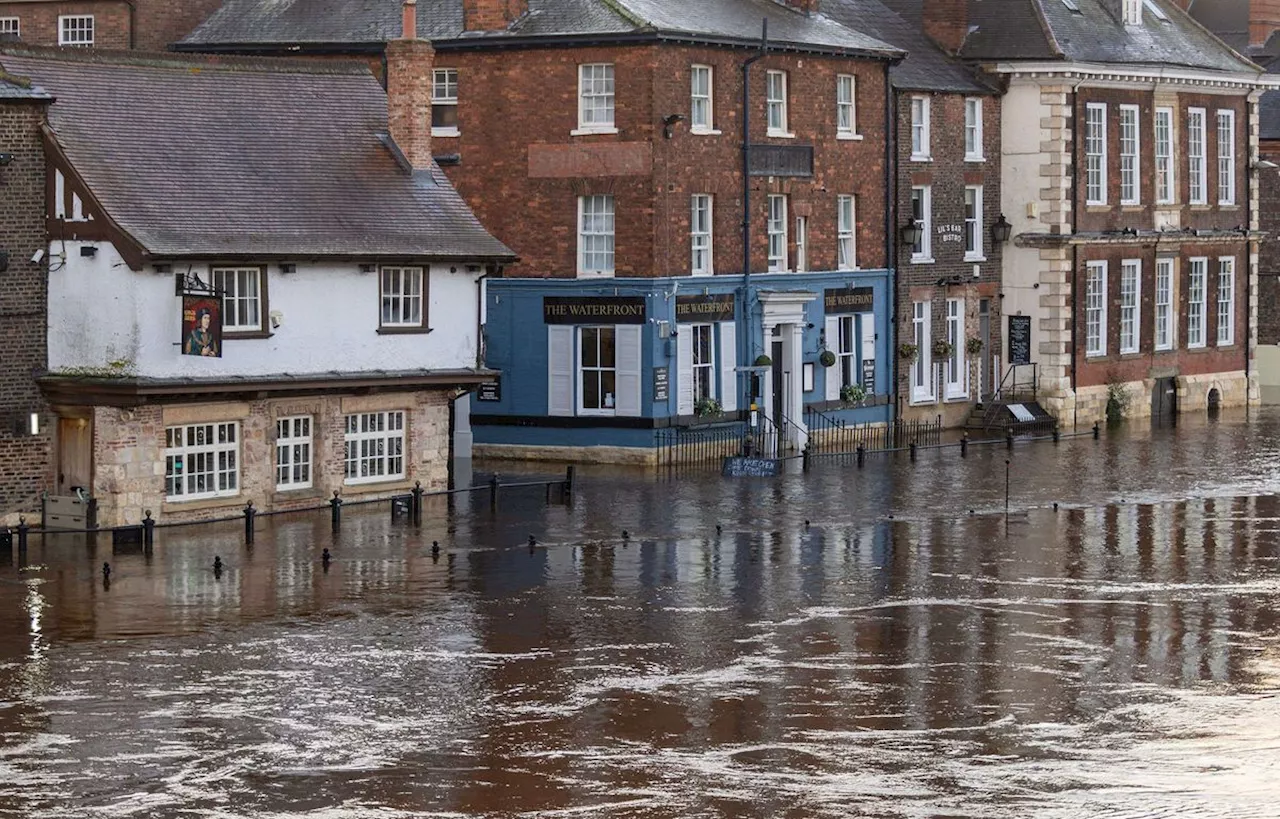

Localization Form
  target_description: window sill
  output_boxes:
[162,494,243,515]
[909,154,932,163]
[1189,203,1211,210]
[377,325,433,335]
[272,486,324,504]
[1120,203,1143,210]
[1119,350,1141,358]
[1219,203,1240,210]
[766,130,796,139]
[1085,352,1107,360]
[837,265,861,272]
[1085,203,1109,211]
[570,127,619,136]
[910,257,935,265]
[690,127,722,136]
[964,255,987,263]
[576,270,616,279]
[767,267,790,274]
[223,330,274,340]
[342,477,412,494]
[577,410,618,418]
[690,270,714,277]
[964,155,985,163]
[431,127,460,138]
[1216,342,1237,349]
[837,132,863,141]
[909,395,937,406]
[1186,344,1210,351]
[1154,345,1175,353]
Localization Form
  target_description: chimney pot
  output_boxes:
[923,0,969,55]
[402,0,417,40]
[463,0,528,31]
[386,24,434,170]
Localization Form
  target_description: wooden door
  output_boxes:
[57,417,93,495]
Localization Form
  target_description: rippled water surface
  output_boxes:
[2,411,1280,818]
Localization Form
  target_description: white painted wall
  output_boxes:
[1000,80,1051,368]
[47,241,483,377]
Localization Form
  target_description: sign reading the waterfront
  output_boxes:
[1008,315,1032,366]
[862,358,875,393]
[477,377,501,402]
[653,366,669,402]
[675,294,735,323]
[543,296,646,324]
[824,287,874,314]
[722,456,781,478]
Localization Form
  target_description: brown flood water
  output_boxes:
[1,410,1279,818]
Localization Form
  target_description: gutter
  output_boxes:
[886,61,898,422]
[741,19,768,379]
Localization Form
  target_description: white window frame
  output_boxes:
[794,215,808,273]
[964,185,984,262]
[431,68,459,136]
[58,15,93,46]
[1187,257,1207,348]
[910,95,931,161]
[911,301,934,403]
[691,194,713,276]
[379,266,424,328]
[1123,0,1141,25]
[1188,108,1207,205]
[575,63,616,135]
[577,326,617,416]
[1155,107,1175,205]
[275,415,313,491]
[766,70,790,137]
[0,18,19,37]
[767,194,788,272]
[1085,103,1107,206]
[1119,104,1140,205]
[1217,109,1236,206]
[165,422,240,502]
[944,297,968,400]
[690,323,716,403]
[690,65,715,133]
[910,185,933,263]
[837,194,856,270]
[836,315,857,390]
[1155,257,1174,351]
[1217,256,1235,346]
[1085,260,1107,357]
[964,97,984,161]
[344,410,405,485]
[1119,259,1140,354]
[210,266,263,334]
[578,194,615,277]
[837,74,859,139]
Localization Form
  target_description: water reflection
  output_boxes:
[0,412,1279,816]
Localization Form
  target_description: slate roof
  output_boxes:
[0,70,50,100]
[824,0,996,93]
[180,0,904,59]
[960,0,1259,73]
[1187,0,1280,139]
[0,47,514,261]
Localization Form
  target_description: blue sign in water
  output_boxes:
[722,457,781,478]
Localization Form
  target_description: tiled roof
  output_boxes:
[961,0,1259,73]
[0,47,514,261]
[824,0,997,93]
[0,70,51,99]
[180,0,904,58]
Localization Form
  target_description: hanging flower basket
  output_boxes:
[840,384,867,405]
[966,337,984,355]
[754,353,773,367]
[818,349,837,368]
[932,339,954,359]
[898,343,919,362]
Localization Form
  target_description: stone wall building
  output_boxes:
[0,41,513,526]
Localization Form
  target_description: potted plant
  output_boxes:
[694,396,723,418]
[818,349,837,368]
[754,353,772,367]
[898,342,918,362]
[932,339,954,359]
[840,383,867,405]
[966,337,983,355]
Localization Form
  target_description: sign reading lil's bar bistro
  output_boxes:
[543,296,646,324]
[824,287,874,314]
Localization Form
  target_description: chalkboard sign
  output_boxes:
[477,377,501,402]
[1008,315,1032,366]
[653,366,669,402]
[861,358,875,393]
[722,456,781,477]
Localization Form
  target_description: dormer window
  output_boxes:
[1123,0,1141,25]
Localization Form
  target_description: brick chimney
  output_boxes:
[780,0,819,14]
[1251,0,1280,48]
[385,0,434,170]
[923,0,969,54]
[463,0,527,31]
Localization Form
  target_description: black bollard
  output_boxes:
[412,481,424,526]
[490,475,500,510]
[102,561,111,581]
[330,491,342,531]
[1053,426,1060,444]
[856,443,865,468]
[1093,421,1101,440]
[909,442,918,461]
[243,501,256,546]
[802,445,811,472]
[564,465,575,499]
[142,510,155,552]
[960,433,969,458]
[622,530,630,541]
[715,524,722,535]
[17,516,28,555]
[528,534,537,554]
[213,555,223,577]
[1006,428,1015,451]
[431,540,440,557]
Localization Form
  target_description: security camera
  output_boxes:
[30,249,44,264]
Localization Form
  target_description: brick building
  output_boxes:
[827,0,1004,428]
[0,0,222,50]
[181,0,905,461]
[951,0,1276,424]
[0,43,512,526]
[0,72,52,525]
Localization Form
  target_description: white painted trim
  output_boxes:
[989,61,1280,90]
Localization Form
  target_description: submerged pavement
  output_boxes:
[1,410,1279,817]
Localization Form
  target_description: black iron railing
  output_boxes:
[656,421,747,471]
[804,408,942,454]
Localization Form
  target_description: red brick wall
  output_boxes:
[1259,141,1280,345]
[0,0,221,49]
[436,43,889,279]
[1073,242,1249,389]
[131,0,224,50]
[0,99,53,517]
